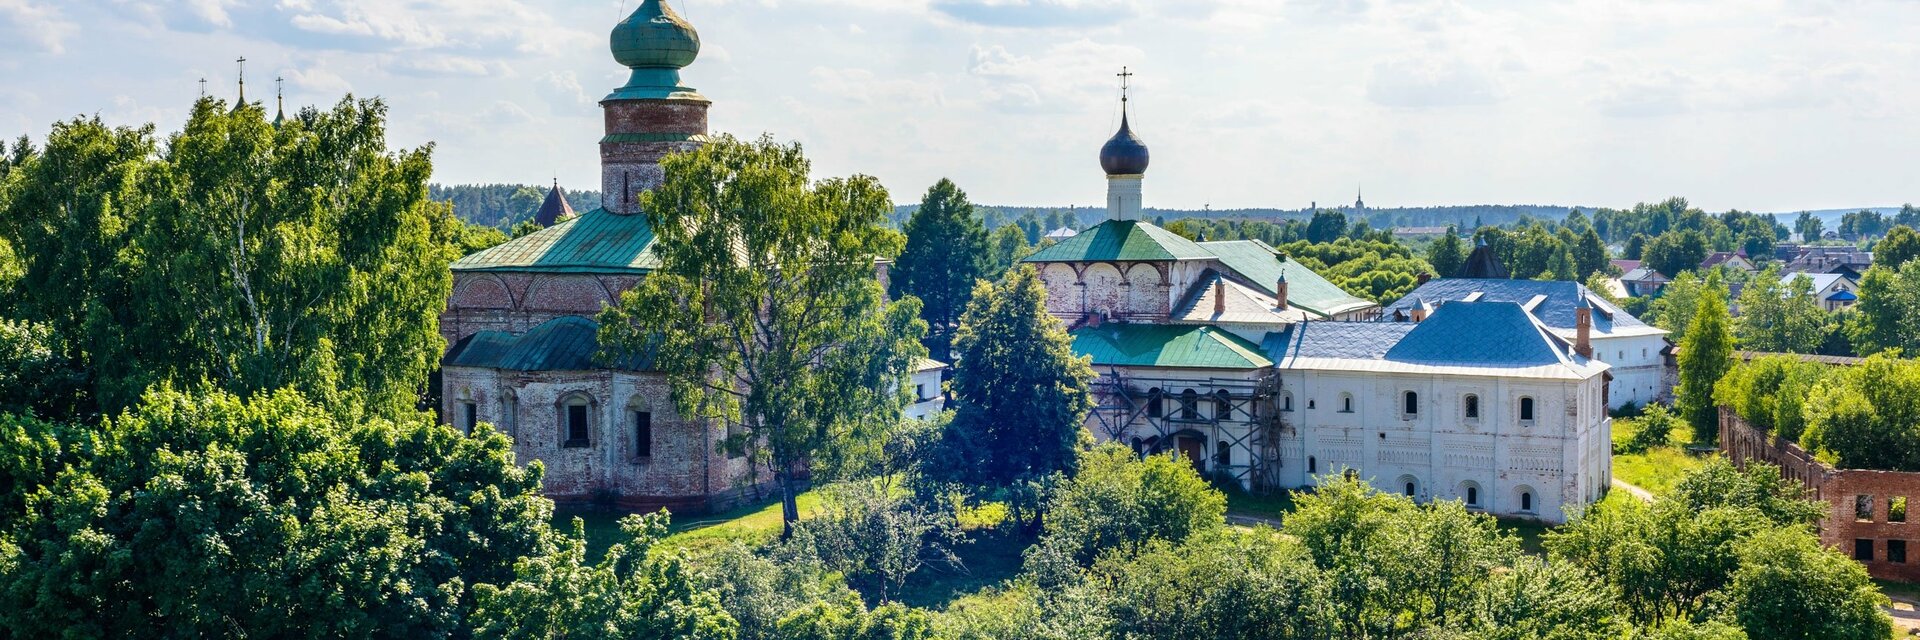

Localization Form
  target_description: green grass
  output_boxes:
[1612,416,1713,496]
[1221,484,1297,524]
[552,490,824,561]
[894,527,1033,610]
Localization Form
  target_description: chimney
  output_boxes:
[1417,272,1432,285]
[1575,298,1594,358]
[1410,297,1428,323]
[1274,273,1289,310]
[1213,279,1226,316]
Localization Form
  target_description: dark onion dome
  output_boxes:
[607,0,704,101]
[1099,112,1150,176]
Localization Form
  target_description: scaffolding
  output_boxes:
[1088,367,1292,492]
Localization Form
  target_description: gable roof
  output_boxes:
[1172,271,1311,326]
[1620,266,1669,282]
[1071,323,1273,370]
[452,208,660,274]
[1265,302,1607,380]
[1023,219,1216,262]
[1700,252,1752,269]
[1782,271,1847,294]
[1611,259,1642,273]
[444,316,653,372]
[1197,240,1378,317]
[1382,278,1665,339]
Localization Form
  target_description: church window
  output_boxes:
[1307,399,1316,410]
[563,395,592,448]
[1464,484,1481,507]
[1215,442,1231,467]
[1405,482,1416,496]
[1464,394,1480,419]
[1403,391,1418,416]
[1520,490,1534,513]
[1307,456,1317,473]
[1215,390,1232,419]
[1519,397,1535,422]
[1179,389,1199,420]
[633,411,653,459]
[1340,393,1354,413]
[462,402,477,435]
[1147,388,1163,418]
[502,392,518,437]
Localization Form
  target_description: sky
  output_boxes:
[2,0,1917,212]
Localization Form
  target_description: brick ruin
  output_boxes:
[1720,409,1920,582]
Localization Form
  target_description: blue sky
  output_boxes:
[2,0,1917,212]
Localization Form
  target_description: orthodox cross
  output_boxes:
[236,56,248,102]
[1116,66,1133,104]
[198,78,208,97]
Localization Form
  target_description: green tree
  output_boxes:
[1793,211,1823,242]
[785,482,959,603]
[1306,209,1348,243]
[985,224,1031,276]
[1643,230,1711,279]
[1714,355,1828,443]
[1427,225,1466,278]
[1803,354,1920,471]
[1737,217,1777,262]
[1677,272,1733,442]
[0,318,89,418]
[1875,225,1920,269]
[1845,262,1920,356]
[0,388,553,637]
[470,513,739,640]
[940,266,1094,526]
[1724,529,1891,640]
[1078,529,1327,639]
[596,135,928,536]
[1734,267,1827,353]
[1573,226,1610,280]
[1648,271,1709,340]
[1029,445,1225,568]
[891,179,989,356]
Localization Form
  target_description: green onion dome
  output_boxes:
[607,0,704,101]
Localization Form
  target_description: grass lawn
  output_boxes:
[1612,416,1713,496]
[552,490,823,560]
[1221,484,1298,524]
[894,527,1033,610]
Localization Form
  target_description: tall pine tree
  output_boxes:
[891,179,988,358]
[1427,225,1466,278]
[1677,271,1734,443]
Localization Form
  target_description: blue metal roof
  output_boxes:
[1382,278,1652,335]
[1265,301,1579,369]
[1263,321,1418,361]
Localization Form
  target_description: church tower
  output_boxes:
[1100,68,1149,221]
[600,0,709,214]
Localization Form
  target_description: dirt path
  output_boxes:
[1612,478,1655,503]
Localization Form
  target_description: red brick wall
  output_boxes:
[600,99,709,213]
[1720,409,1920,582]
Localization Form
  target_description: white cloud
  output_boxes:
[1366,54,1502,108]
[0,0,75,54]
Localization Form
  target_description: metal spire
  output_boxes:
[198,78,208,97]
[235,56,248,103]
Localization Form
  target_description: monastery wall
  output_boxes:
[1720,410,1920,582]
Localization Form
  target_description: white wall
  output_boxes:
[1590,333,1672,409]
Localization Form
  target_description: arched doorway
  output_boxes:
[1169,429,1207,474]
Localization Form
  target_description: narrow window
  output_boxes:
[1147,388,1163,418]
[1215,390,1232,420]
[1466,486,1480,507]
[1341,394,1354,413]
[1404,482,1416,497]
[1403,391,1418,416]
[1519,397,1535,422]
[1520,491,1534,512]
[565,403,590,447]
[1857,495,1875,522]
[462,402,477,435]
[1307,456,1317,473]
[1215,442,1230,467]
[1464,394,1480,419]
[1180,389,1199,420]
[502,394,518,437]
[1894,497,1909,523]
[633,411,652,458]
[914,383,926,401]
[1282,392,1294,412]
[1893,540,1910,564]
[1856,539,1876,562]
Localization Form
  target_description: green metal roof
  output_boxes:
[1070,323,1273,370]
[1198,240,1377,317]
[1023,219,1214,263]
[451,208,660,274]
[444,316,653,372]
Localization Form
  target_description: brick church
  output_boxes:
[437,0,767,513]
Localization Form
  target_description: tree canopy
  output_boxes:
[892,179,990,356]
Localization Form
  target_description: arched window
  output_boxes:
[1281,392,1294,412]
[1146,388,1163,418]
[1215,442,1231,467]
[1463,394,1480,419]
[1464,483,1481,507]
[501,391,518,438]
[561,393,593,448]
[1307,456,1317,473]
[1521,491,1534,512]
[1519,396,1535,422]
[1398,475,1418,497]
[1215,390,1232,420]
[1405,482,1417,496]
[1403,391,1419,416]
[1180,389,1199,420]
[1340,393,1354,413]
